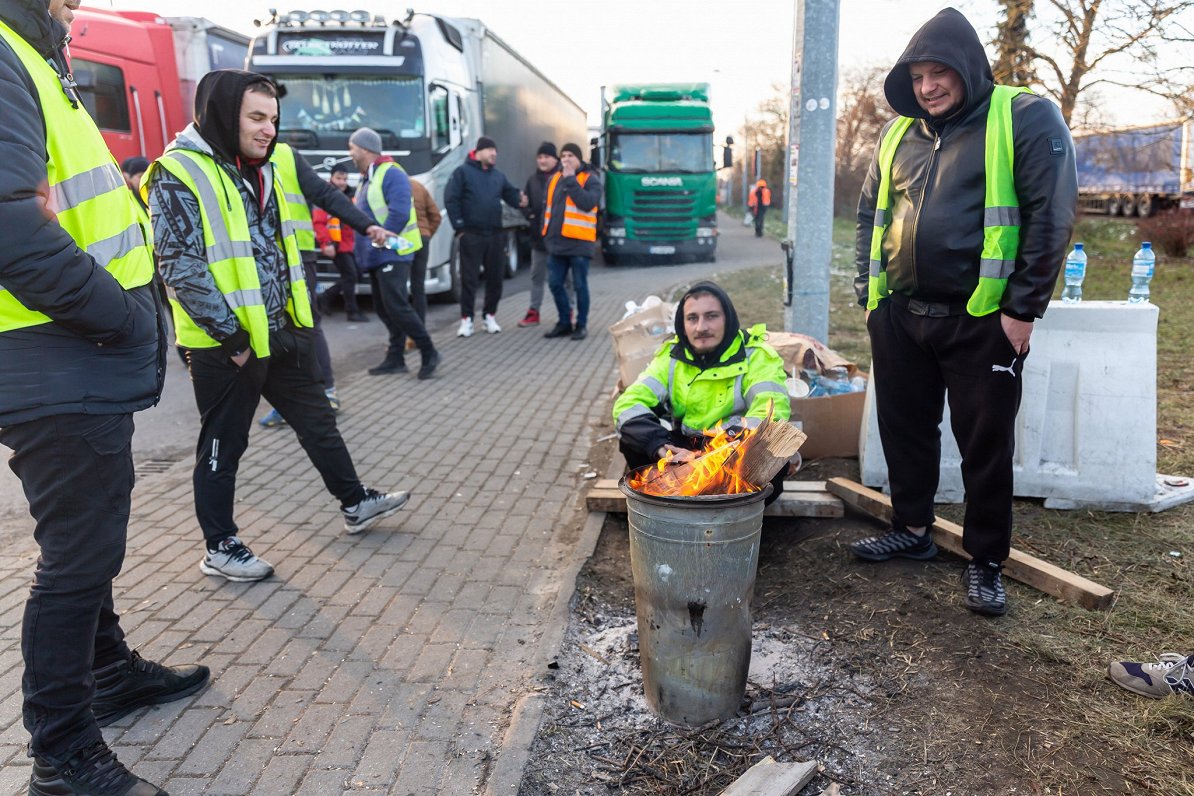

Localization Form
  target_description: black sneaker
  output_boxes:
[417,350,440,380]
[570,326,588,341]
[368,357,407,375]
[544,324,572,339]
[850,527,938,561]
[30,741,165,795]
[962,560,1008,616]
[92,650,210,727]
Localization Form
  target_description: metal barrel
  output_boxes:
[619,475,769,726]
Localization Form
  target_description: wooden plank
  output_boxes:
[825,477,1116,611]
[718,755,820,796]
[587,486,843,518]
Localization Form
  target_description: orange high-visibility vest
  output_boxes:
[542,170,597,242]
[327,216,342,243]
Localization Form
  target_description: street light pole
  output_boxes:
[783,0,840,343]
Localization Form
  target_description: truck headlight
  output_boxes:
[695,228,716,238]
[607,227,627,238]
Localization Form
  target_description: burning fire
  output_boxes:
[628,421,762,497]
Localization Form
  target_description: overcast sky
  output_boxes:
[93,0,1173,134]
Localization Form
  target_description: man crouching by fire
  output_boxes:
[612,282,790,504]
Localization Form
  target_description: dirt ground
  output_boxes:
[519,456,1142,796]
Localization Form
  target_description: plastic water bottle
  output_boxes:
[373,234,416,255]
[1061,242,1086,303]
[1127,242,1155,304]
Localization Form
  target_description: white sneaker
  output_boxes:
[457,317,474,337]
[483,314,501,334]
[200,537,274,582]
[342,488,410,534]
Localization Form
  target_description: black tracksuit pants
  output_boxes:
[458,230,504,319]
[185,327,366,545]
[369,261,434,364]
[867,298,1025,563]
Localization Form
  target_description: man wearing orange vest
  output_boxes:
[748,179,771,238]
[542,143,602,341]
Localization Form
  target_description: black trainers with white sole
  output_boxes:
[850,527,938,561]
[962,559,1008,616]
[342,488,409,534]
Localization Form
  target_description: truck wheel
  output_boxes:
[1120,194,1138,217]
[1106,195,1123,216]
[504,230,520,279]
[603,251,619,266]
[1136,194,1155,218]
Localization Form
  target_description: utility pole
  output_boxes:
[783,0,840,343]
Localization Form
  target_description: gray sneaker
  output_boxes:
[200,536,274,582]
[1108,652,1194,699]
[342,488,409,534]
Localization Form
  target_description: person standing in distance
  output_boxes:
[542,143,601,341]
[0,0,208,792]
[518,141,560,327]
[313,162,369,323]
[444,135,527,336]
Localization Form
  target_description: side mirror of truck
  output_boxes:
[722,146,733,170]
[589,136,601,169]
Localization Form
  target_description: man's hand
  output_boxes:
[1000,314,1033,355]
[518,191,529,208]
[655,444,696,463]
[561,162,576,178]
[231,349,251,368]
[365,225,389,246]
[321,243,336,258]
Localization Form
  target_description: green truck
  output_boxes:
[596,83,727,264]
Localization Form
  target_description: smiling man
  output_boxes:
[851,7,1077,616]
[612,282,790,504]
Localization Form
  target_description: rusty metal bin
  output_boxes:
[620,475,770,726]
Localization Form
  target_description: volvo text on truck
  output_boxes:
[247,9,587,299]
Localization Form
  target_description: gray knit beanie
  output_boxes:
[349,127,383,154]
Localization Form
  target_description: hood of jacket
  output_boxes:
[883,7,993,123]
[193,69,280,165]
[0,0,66,58]
[672,281,743,370]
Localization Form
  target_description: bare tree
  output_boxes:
[834,66,890,216]
[731,85,788,212]
[991,0,1039,87]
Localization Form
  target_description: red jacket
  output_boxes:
[313,206,355,254]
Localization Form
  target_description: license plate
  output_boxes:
[649,246,676,255]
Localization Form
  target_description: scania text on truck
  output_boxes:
[246,9,587,299]
[595,83,726,265]
[1073,119,1194,217]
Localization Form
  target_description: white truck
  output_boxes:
[247,9,588,299]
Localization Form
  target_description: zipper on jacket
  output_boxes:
[908,127,941,296]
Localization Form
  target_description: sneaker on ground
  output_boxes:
[367,357,407,376]
[544,323,573,339]
[345,311,369,323]
[258,408,285,428]
[850,527,937,561]
[457,317,474,337]
[570,325,587,341]
[417,351,440,380]
[29,741,165,796]
[93,650,210,727]
[200,536,274,582]
[342,487,409,534]
[1108,652,1194,699]
[518,308,540,327]
[483,314,501,333]
[961,560,1008,616]
[325,387,340,412]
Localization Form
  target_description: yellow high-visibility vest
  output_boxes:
[271,143,316,252]
[365,161,422,255]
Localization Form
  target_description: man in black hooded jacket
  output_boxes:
[850,7,1077,616]
[0,0,209,793]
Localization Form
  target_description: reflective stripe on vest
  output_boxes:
[0,21,154,334]
[270,143,315,251]
[867,85,1032,316]
[365,162,423,255]
[542,171,597,242]
[144,149,312,357]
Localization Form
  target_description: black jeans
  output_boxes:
[321,252,361,314]
[458,230,504,319]
[754,206,767,237]
[0,413,135,764]
[369,262,434,362]
[619,430,785,506]
[302,254,334,388]
[867,298,1025,563]
[410,236,429,323]
[185,327,366,544]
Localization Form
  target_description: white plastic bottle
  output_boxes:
[1061,242,1086,303]
[1127,241,1155,304]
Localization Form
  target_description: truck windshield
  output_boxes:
[609,133,712,173]
[279,75,425,138]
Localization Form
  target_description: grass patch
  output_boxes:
[707,214,1194,793]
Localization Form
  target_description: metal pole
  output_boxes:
[742,114,749,209]
[783,0,840,343]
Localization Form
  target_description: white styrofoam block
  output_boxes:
[861,301,1162,510]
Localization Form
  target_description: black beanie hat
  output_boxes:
[560,142,583,160]
[121,156,150,176]
[536,141,558,158]
[475,136,497,152]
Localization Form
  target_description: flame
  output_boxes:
[628,420,763,497]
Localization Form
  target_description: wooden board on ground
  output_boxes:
[717,755,820,796]
[588,480,843,518]
[825,477,1115,611]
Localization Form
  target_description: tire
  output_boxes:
[1136,194,1155,218]
[603,251,618,267]
[1106,195,1123,216]
[446,237,462,304]
[503,230,520,279]
[1120,194,1138,218]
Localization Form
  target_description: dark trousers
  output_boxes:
[458,230,504,319]
[185,327,366,544]
[410,236,429,322]
[868,299,1025,563]
[547,254,591,329]
[0,413,135,764]
[302,255,334,389]
[321,252,361,314]
[754,206,767,237]
[619,430,785,507]
[369,262,434,362]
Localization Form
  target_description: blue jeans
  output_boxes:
[547,255,590,329]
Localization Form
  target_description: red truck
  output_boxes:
[66,8,249,163]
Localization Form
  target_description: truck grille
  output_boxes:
[632,189,696,239]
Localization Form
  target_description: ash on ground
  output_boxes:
[518,593,892,795]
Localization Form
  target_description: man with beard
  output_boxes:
[612,282,790,504]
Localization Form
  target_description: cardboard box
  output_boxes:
[608,302,676,389]
[789,381,866,460]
